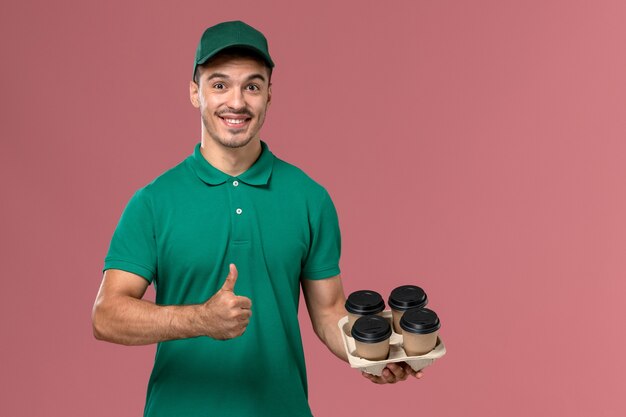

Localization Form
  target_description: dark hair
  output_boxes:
[193,46,273,84]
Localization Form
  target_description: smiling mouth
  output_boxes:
[219,116,251,128]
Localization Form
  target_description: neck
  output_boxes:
[199,137,262,177]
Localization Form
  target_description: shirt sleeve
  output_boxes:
[103,188,157,283]
[301,190,341,280]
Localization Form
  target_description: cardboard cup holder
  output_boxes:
[338,310,446,376]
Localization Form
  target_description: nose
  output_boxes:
[225,87,246,111]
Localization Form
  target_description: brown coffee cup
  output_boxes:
[388,285,428,334]
[401,308,441,356]
[345,290,385,333]
[351,315,392,361]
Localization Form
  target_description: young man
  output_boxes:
[92,21,420,417]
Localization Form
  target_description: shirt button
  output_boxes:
[233,180,239,187]
[236,208,243,215]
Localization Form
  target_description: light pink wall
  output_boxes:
[2,1,625,416]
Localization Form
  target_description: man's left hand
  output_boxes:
[361,362,424,384]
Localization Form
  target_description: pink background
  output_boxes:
[2,0,625,416]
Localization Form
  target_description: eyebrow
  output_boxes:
[206,72,267,83]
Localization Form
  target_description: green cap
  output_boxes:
[193,21,275,80]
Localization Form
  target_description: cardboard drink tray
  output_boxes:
[338,310,446,376]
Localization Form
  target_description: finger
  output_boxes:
[232,323,248,338]
[362,372,385,384]
[381,368,397,384]
[386,363,408,381]
[234,295,252,310]
[221,263,238,292]
[401,362,417,377]
[237,307,252,321]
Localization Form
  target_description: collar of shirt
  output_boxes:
[189,141,274,186]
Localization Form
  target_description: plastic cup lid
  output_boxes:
[388,285,428,311]
[400,308,441,334]
[345,290,385,315]
[351,315,392,343]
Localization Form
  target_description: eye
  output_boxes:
[245,84,260,91]
[213,83,225,89]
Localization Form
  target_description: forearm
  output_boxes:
[314,306,349,362]
[92,295,203,346]
[302,276,349,361]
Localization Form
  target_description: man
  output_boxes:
[92,21,421,417]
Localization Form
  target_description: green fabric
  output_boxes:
[193,20,275,80]
[104,141,341,417]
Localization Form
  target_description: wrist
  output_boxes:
[163,304,203,340]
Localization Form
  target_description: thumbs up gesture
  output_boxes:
[198,264,252,340]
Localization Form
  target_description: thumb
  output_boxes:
[220,263,238,292]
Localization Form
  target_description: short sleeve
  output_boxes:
[103,188,157,282]
[301,191,341,280]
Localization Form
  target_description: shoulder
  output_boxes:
[131,157,194,203]
[271,156,331,199]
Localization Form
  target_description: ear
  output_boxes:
[189,80,200,108]
[267,83,272,106]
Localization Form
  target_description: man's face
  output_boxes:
[190,54,272,149]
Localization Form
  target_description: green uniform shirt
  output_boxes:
[104,142,341,417]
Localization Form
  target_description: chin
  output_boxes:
[217,136,254,149]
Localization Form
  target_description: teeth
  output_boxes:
[225,118,245,124]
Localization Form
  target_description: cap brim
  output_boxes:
[196,42,274,67]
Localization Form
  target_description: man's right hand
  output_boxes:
[197,264,252,340]
[93,265,252,345]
